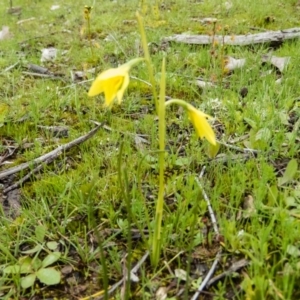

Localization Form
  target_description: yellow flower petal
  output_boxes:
[88,68,126,97]
[116,73,130,104]
[187,105,216,145]
[88,68,127,106]
[87,58,144,107]
[87,76,105,97]
[103,76,124,107]
[98,67,128,81]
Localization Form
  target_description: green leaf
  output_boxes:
[37,268,61,285]
[243,117,257,129]
[0,243,15,261]
[22,244,42,254]
[207,142,220,159]
[285,196,296,207]
[255,128,271,142]
[174,157,191,167]
[4,265,21,274]
[21,274,36,289]
[32,258,42,271]
[279,111,289,125]
[278,159,298,186]
[287,244,300,257]
[42,252,61,268]
[35,225,47,243]
[46,241,59,250]
[267,185,278,205]
[20,257,33,274]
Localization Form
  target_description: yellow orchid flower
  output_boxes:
[186,104,216,145]
[83,6,92,20]
[88,58,144,107]
[165,99,216,145]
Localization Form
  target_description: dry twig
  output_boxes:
[0,124,103,180]
[3,157,55,194]
[196,167,219,236]
[80,251,149,300]
[191,167,221,299]
[218,141,260,154]
[191,251,222,300]
[163,27,300,46]
[207,258,249,287]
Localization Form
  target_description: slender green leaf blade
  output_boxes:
[278,159,298,186]
[21,244,42,254]
[35,225,47,243]
[42,252,61,268]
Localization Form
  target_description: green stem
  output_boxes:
[87,17,94,59]
[125,57,145,69]
[165,98,189,109]
[152,57,166,266]
[136,12,158,114]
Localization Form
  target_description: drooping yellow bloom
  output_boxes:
[186,104,216,146]
[84,6,92,20]
[165,99,216,145]
[88,58,144,107]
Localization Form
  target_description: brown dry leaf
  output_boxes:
[194,79,215,89]
[174,268,189,281]
[7,6,22,15]
[17,17,35,25]
[71,71,85,81]
[262,54,290,73]
[0,26,11,41]
[50,5,60,10]
[61,265,73,275]
[190,17,218,24]
[243,195,256,218]
[224,1,233,10]
[156,287,168,300]
[123,20,137,25]
[134,134,150,151]
[41,47,57,62]
[223,56,246,73]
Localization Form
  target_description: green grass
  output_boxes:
[0,0,300,299]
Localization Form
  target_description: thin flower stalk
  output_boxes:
[152,57,166,267]
[136,12,158,113]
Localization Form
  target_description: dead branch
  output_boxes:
[163,27,300,46]
[22,71,66,81]
[191,251,222,300]
[79,251,149,300]
[1,61,19,73]
[0,124,103,180]
[191,167,222,300]
[207,258,249,287]
[3,157,55,194]
[196,167,219,236]
[218,141,260,154]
